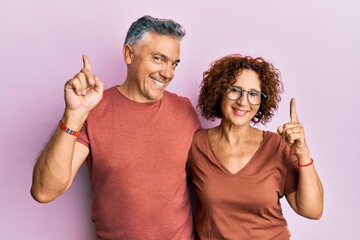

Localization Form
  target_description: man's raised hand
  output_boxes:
[64,55,104,119]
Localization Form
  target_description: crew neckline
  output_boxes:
[113,85,163,106]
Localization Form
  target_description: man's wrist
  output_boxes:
[61,110,88,131]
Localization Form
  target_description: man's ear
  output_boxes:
[123,44,134,64]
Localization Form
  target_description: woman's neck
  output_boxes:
[212,121,255,146]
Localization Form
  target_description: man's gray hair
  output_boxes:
[124,15,186,47]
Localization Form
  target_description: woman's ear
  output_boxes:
[123,44,134,64]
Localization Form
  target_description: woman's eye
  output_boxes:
[249,90,259,97]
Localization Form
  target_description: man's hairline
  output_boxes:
[127,31,181,53]
[126,31,182,62]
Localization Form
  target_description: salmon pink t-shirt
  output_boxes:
[77,87,200,240]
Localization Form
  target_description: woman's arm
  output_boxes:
[278,98,324,219]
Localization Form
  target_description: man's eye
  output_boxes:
[153,56,163,62]
[172,62,179,67]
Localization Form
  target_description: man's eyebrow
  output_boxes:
[154,53,180,63]
[169,56,180,64]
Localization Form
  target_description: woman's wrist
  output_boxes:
[298,158,314,167]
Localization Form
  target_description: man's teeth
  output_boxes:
[152,78,165,86]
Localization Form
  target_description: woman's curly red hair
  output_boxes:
[198,54,284,125]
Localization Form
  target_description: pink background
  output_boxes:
[1,1,359,239]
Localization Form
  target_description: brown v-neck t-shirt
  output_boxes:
[187,129,299,240]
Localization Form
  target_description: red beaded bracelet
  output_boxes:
[59,121,79,136]
[298,158,314,167]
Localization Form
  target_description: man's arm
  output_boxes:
[31,127,89,203]
[30,55,103,203]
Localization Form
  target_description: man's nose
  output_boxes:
[160,62,174,80]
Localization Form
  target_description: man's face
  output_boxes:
[124,32,181,102]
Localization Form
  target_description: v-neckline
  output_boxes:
[205,129,267,176]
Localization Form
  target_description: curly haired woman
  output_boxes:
[187,54,324,240]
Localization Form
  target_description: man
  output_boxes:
[31,15,200,239]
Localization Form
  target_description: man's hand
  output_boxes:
[64,54,104,120]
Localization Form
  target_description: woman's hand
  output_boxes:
[277,98,310,158]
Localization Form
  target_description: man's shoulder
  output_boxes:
[163,91,200,126]
[103,86,118,97]
[163,90,192,106]
[88,86,118,115]
[96,86,120,104]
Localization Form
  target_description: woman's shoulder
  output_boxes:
[262,130,294,158]
[263,130,282,142]
[193,128,208,140]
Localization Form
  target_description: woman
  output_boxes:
[187,54,323,239]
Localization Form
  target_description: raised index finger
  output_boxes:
[290,98,299,123]
[82,54,92,72]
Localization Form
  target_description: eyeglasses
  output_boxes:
[225,86,267,105]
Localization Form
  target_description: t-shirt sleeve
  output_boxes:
[284,147,300,195]
[184,97,201,132]
[76,120,90,148]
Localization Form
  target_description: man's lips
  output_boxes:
[151,77,167,87]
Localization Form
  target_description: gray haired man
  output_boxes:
[31,15,200,239]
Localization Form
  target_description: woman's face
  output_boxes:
[220,69,261,127]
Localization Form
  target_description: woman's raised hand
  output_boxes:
[277,98,310,157]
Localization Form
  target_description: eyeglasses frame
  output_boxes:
[225,86,267,105]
